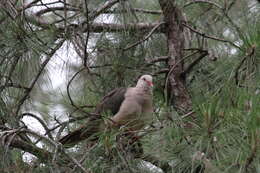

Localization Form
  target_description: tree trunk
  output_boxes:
[159,0,192,114]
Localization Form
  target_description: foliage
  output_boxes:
[0,0,259,173]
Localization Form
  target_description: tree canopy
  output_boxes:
[0,0,259,172]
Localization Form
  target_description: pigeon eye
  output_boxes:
[143,78,146,81]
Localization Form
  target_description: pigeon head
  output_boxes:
[136,74,153,89]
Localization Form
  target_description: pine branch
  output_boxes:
[1,127,92,172]
[15,39,65,115]
[234,45,256,86]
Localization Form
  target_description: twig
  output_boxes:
[72,143,97,172]
[20,0,41,10]
[38,1,66,21]
[61,149,91,173]
[104,8,162,15]
[1,128,91,172]
[184,0,222,9]
[164,50,201,104]
[181,110,195,119]
[123,22,164,51]
[0,56,20,94]
[226,0,237,12]
[19,113,53,140]
[89,0,122,21]
[25,11,165,34]
[234,45,256,86]
[2,127,24,157]
[84,0,90,68]
[152,68,169,76]
[182,23,242,50]
[0,83,30,90]
[66,68,85,108]
[183,50,208,75]
[35,7,79,16]
[245,131,258,172]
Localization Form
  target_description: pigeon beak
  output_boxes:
[146,81,153,87]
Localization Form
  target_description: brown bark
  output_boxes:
[159,0,192,114]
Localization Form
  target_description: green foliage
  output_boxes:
[0,0,259,172]
[142,85,260,173]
